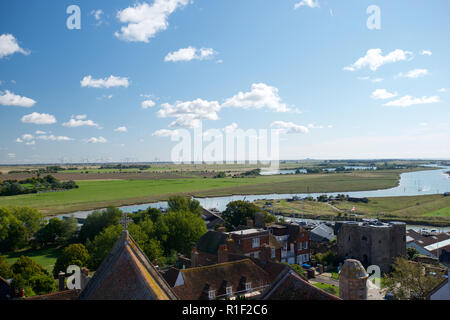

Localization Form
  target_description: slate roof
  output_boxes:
[78,231,177,300]
[310,224,335,242]
[173,259,272,300]
[406,230,450,255]
[0,277,12,300]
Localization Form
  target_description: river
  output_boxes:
[58,165,450,231]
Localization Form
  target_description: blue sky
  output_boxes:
[0,0,449,164]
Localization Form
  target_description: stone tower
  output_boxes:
[339,259,368,300]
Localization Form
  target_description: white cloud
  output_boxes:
[86,136,107,144]
[383,95,440,107]
[63,115,99,128]
[224,123,238,134]
[81,75,129,89]
[114,126,127,132]
[0,90,36,107]
[141,100,156,109]
[222,83,290,112]
[397,68,429,79]
[357,76,384,83]
[21,112,56,125]
[37,135,74,141]
[114,0,190,43]
[307,124,324,129]
[344,49,413,72]
[294,0,320,10]
[158,99,221,128]
[16,134,34,144]
[152,129,179,137]
[35,130,46,135]
[437,88,447,93]
[371,89,398,100]
[91,9,103,25]
[164,46,217,62]
[0,34,30,59]
[421,50,432,56]
[270,121,309,134]
[7,153,16,159]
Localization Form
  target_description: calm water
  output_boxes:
[59,166,450,230]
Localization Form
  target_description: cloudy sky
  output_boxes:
[0,0,449,164]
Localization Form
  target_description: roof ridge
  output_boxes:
[182,258,254,272]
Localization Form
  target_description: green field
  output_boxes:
[1,247,62,273]
[256,194,450,226]
[0,170,406,215]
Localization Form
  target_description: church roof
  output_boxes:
[79,231,177,300]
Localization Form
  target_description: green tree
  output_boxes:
[222,201,274,229]
[34,217,76,247]
[52,243,90,277]
[384,258,443,300]
[28,274,56,295]
[78,207,122,243]
[11,256,55,296]
[0,256,13,279]
[167,196,202,216]
[87,223,165,269]
[159,210,207,255]
[86,224,123,269]
[407,247,420,261]
[0,207,42,251]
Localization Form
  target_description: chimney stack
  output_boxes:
[58,272,66,292]
[80,268,91,290]
[191,248,199,268]
[255,212,266,229]
[218,244,228,264]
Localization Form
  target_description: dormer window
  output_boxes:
[226,286,232,295]
[208,290,216,300]
[245,282,252,291]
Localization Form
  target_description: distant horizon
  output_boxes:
[1,158,450,167]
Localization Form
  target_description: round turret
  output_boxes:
[339,259,368,300]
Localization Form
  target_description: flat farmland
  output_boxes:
[0,170,404,216]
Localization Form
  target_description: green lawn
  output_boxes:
[1,246,62,273]
[312,283,339,296]
[0,171,406,216]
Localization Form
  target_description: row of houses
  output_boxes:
[20,224,339,301]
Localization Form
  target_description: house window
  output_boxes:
[245,282,252,291]
[271,248,276,258]
[252,237,260,248]
[298,242,302,250]
[226,286,232,296]
[253,251,259,259]
[304,242,308,250]
[208,290,216,300]
[283,242,287,250]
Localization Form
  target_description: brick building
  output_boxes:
[194,228,283,266]
[268,222,311,265]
